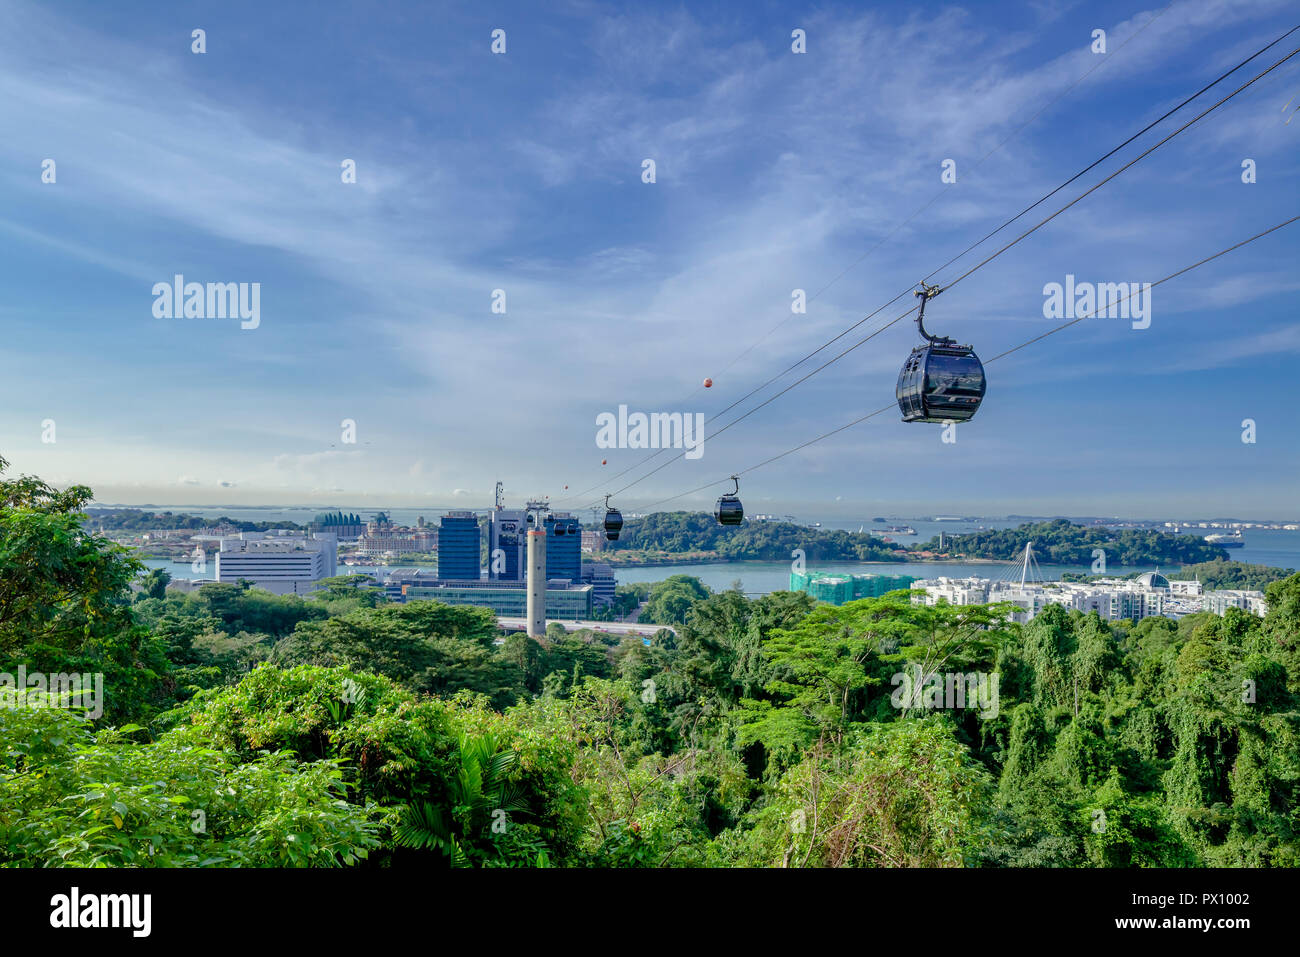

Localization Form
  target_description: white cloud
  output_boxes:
[0,0,1294,512]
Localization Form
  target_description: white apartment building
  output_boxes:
[910,570,1263,623]
[215,531,338,595]
[1202,590,1269,616]
[995,587,1068,623]
[909,577,991,606]
[978,583,1158,624]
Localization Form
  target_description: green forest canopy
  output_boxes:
[1170,559,1297,591]
[4,458,1298,869]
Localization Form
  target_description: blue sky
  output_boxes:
[1,0,1297,519]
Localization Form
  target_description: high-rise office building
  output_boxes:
[543,512,581,584]
[438,511,481,580]
[487,508,527,581]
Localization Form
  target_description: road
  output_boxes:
[496,617,675,639]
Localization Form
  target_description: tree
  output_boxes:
[308,574,384,608]
[740,593,1007,756]
[729,719,995,867]
[642,576,710,625]
[1262,573,1300,688]
[0,455,169,722]
[394,732,530,866]
[195,582,327,638]
[172,666,591,866]
[272,601,523,707]
[0,689,378,867]
[138,568,171,601]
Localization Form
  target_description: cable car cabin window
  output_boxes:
[924,352,984,396]
[896,351,927,418]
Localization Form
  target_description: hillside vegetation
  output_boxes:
[85,507,303,533]
[607,511,900,562]
[1171,559,1296,591]
[915,518,1228,565]
[3,457,1297,868]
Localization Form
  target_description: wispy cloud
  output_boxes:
[0,0,1295,516]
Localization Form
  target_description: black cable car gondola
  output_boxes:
[603,495,623,541]
[896,283,986,423]
[715,475,744,526]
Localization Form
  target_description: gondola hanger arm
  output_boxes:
[914,281,943,342]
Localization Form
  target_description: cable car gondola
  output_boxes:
[603,495,623,541]
[715,475,744,526]
[895,283,986,424]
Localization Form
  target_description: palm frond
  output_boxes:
[392,801,451,852]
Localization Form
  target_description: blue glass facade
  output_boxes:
[543,513,581,584]
[487,509,526,581]
[438,511,481,581]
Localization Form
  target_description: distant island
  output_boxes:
[912,518,1228,565]
[602,511,900,563]
[602,514,1235,568]
[84,508,303,533]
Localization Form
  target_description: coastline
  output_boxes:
[598,554,1025,568]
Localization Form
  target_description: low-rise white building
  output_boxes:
[912,570,1265,622]
[910,577,990,607]
[215,531,337,595]
[1202,589,1268,617]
